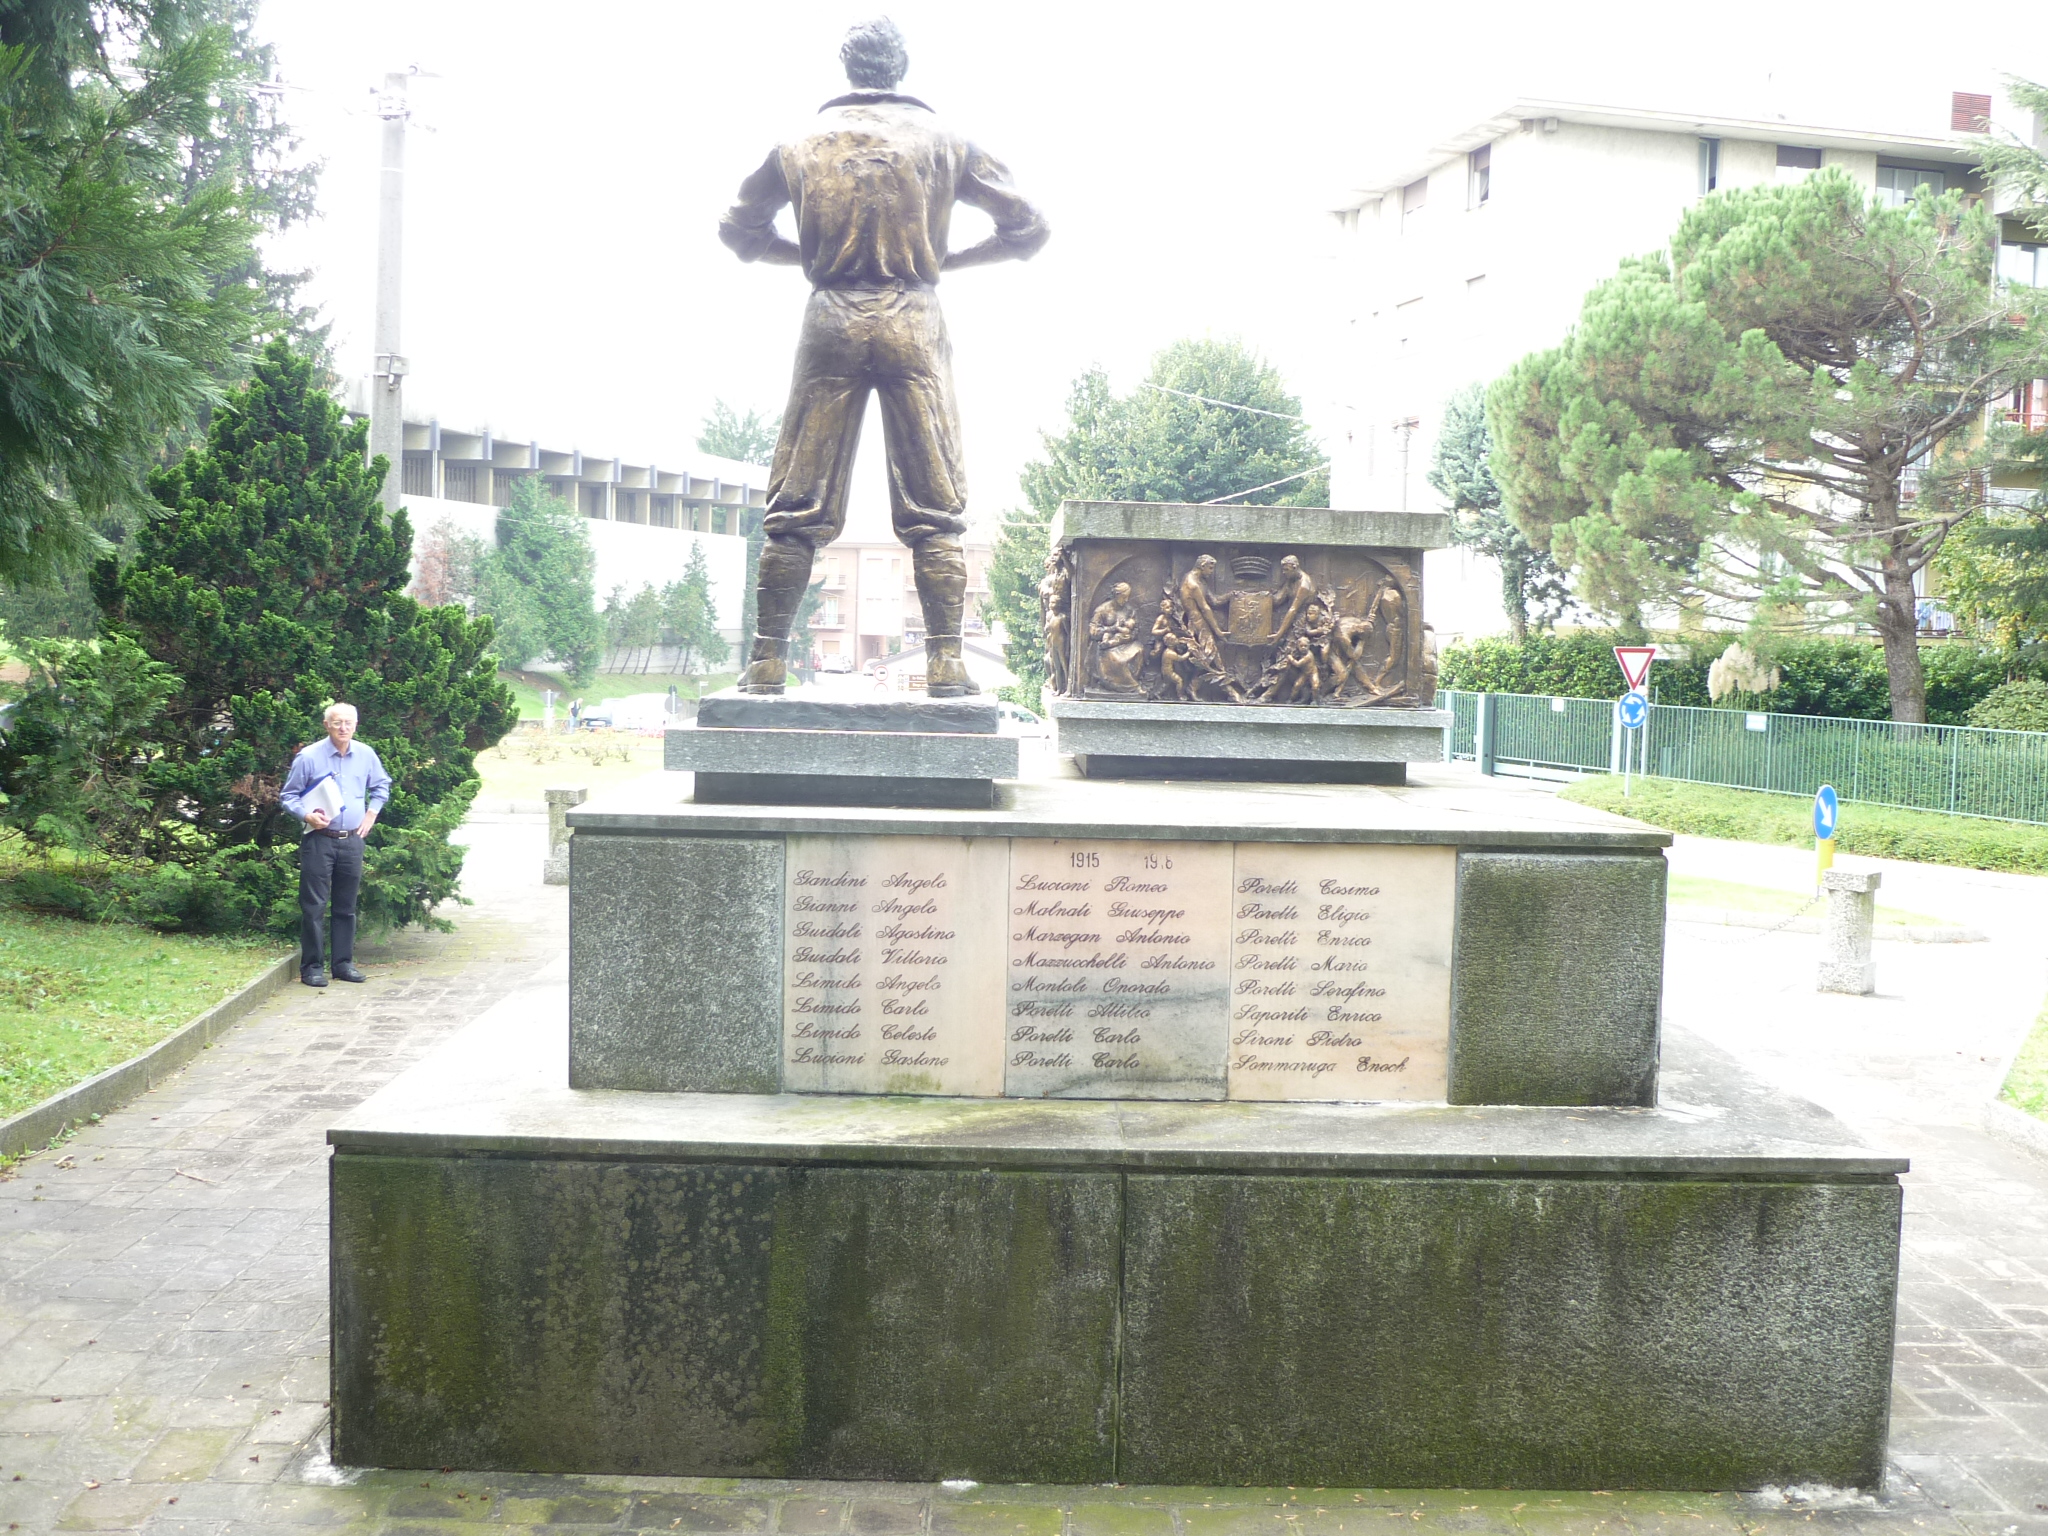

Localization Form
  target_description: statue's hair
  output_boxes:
[841,17,908,89]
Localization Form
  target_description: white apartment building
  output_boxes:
[344,382,765,642]
[1325,89,2045,638]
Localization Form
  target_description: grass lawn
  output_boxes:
[1666,873,1943,927]
[0,909,286,1124]
[499,669,737,722]
[1563,774,2048,875]
[2005,999,2048,1123]
[474,731,669,804]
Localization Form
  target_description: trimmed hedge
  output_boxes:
[1438,631,2031,725]
[1561,774,2048,874]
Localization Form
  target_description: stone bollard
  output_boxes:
[542,786,588,886]
[1817,868,1880,994]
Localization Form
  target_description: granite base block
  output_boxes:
[1449,850,1668,1106]
[1048,698,1447,780]
[330,1155,1120,1480]
[1118,1173,1898,1489]
[331,994,1903,1489]
[1071,754,1405,784]
[697,690,999,734]
[569,833,783,1093]
[666,724,1018,780]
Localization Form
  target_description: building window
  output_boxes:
[442,463,479,504]
[1400,176,1427,229]
[2009,379,2046,433]
[651,495,676,528]
[2001,242,2046,287]
[1467,145,1490,208]
[1951,91,1991,133]
[491,472,523,507]
[402,453,433,498]
[1876,165,1945,207]
[816,597,842,628]
[580,483,607,519]
[1698,136,1720,194]
[615,491,642,524]
[1775,145,1822,175]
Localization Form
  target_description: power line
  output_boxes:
[1141,383,1306,422]
[1202,463,1330,505]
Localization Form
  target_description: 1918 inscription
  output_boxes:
[1003,839,1233,1099]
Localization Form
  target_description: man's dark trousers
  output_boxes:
[299,830,363,972]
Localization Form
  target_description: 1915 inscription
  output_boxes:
[1004,839,1233,1099]
[1225,843,1454,1101]
[782,835,1006,1096]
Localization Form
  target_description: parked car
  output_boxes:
[996,701,1047,737]
[819,654,856,674]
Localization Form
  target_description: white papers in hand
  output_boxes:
[304,774,344,822]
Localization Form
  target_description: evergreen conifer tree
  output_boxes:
[479,477,601,683]
[74,341,513,931]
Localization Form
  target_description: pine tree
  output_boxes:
[1490,172,2048,721]
[1425,383,1571,643]
[479,478,601,683]
[64,341,515,932]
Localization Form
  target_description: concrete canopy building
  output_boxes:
[1324,88,2047,638]
[344,381,764,643]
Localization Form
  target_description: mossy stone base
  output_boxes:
[1118,1173,1899,1489]
[331,1156,1120,1480]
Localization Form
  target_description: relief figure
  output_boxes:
[1088,582,1145,693]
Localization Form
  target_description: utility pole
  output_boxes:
[370,71,410,514]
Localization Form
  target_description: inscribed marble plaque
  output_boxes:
[782,834,1006,1096]
[1003,839,1233,1099]
[1225,842,1454,1102]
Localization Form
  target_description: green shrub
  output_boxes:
[1967,679,2048,733]
[1440,631,2015,723]
[1561,774,2048,874]
[996,678,1044,717]
[1,342,515,936]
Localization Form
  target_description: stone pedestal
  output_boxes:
[541,785,586,886]
[666,691,1019,809]
[1048,697,1448,782]
[329,990,1904,1489]
[1819,868,1882,994]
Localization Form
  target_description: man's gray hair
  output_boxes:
[840,17,907,90]
[324,702,359,723]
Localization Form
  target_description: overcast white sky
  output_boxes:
[258,0,2045,535]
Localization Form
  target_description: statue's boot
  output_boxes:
[738,536,816,695]
[924,634,976,697]
[911,537,977,697]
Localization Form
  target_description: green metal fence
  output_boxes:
[1435,688,2048,825]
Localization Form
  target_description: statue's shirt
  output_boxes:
[720,91,1047,290]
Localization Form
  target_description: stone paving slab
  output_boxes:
[0,802,2045,1532]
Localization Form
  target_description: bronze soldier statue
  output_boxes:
[719,19,1050,695]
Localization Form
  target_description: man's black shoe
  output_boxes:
[331,961,367,984]
[302,966,329,988]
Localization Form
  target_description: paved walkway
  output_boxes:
[1,783,2045,1534]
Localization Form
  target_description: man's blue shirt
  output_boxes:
[279,738,392,834]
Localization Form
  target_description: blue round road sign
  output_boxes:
[1814,784,1839,839]
[1617,689,1648,729]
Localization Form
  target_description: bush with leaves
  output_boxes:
[0,342,514,934]
[1967,679,2048,733]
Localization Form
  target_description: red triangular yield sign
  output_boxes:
[1614,646,1656,692]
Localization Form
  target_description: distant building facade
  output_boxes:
[1324,89,2047,638]
[809,538,995,667]
[345,382,766,641]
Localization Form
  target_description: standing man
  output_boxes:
[279,703,392,988]
[719,17,1048,696]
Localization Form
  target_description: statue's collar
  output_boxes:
[819,89,934,113]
